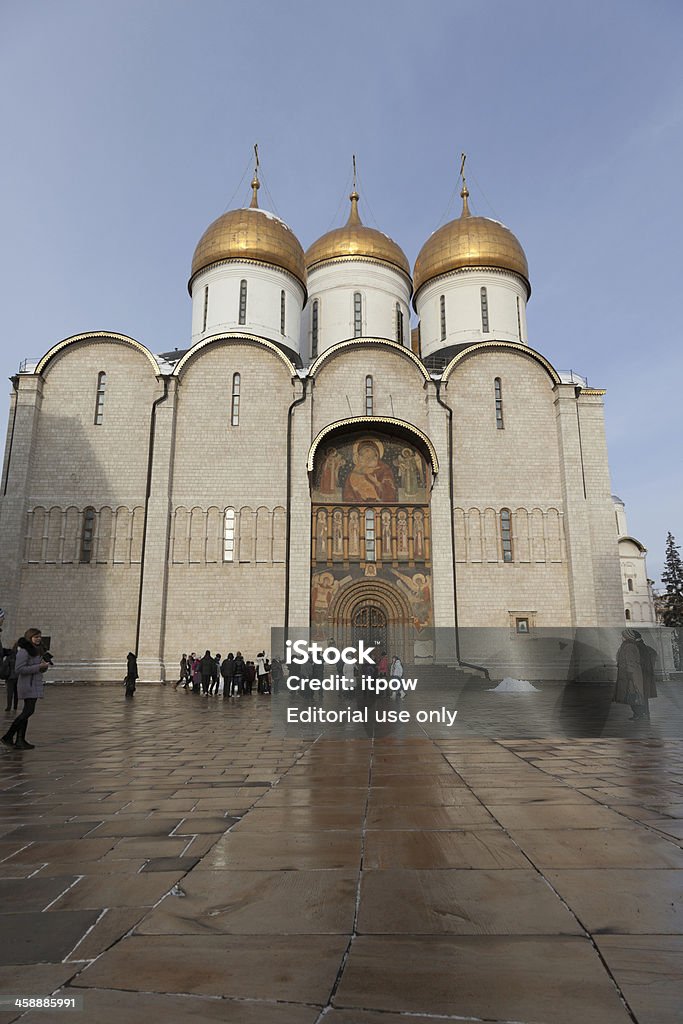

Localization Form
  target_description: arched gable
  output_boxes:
[441,340,561,386]
[309,337,430,383]
[36,331,161,377]
[172,331,296,380]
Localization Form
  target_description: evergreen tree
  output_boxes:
[661,532,683,669]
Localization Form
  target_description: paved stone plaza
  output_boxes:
[1,686,682,1023]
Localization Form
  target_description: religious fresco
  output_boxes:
[312,433,429,505]
[310,564,433,637]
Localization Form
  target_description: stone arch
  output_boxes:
[307,417,439,477]
[330,578,413,664]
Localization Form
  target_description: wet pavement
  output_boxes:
[0,686,682,1023]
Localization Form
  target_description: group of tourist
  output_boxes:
[176,650,279,696]
[0,604,662,753]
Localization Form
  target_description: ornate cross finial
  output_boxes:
[348,153,361,225]
[250,143,260,208]
[459,151,470,216]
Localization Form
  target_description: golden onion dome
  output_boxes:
[413,184,529,298]
[305,191,411,279]
[189,176,307,292]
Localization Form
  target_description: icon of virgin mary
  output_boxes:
[342,439,397,503]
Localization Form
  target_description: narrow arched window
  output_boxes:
[231,373,241,426]
[238,280,247,325]
[627,578,634,592]
[354,292,363,337]
[80,507,95,563]
[625,608,631,620]
[94,372,107,425]
[365,508,376,562]
[311,299,319,358]
[516,295,522,340]
[396,303,404,345]
[440,295,446,341]
[280,290,286,335]
[223,509,235,562]
[494,377,504,429]
[500,508,513,562]
[365,375,373,416]
[480,287,489,333]
[202,285,209,332]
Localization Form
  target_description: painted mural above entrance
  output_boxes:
[312,433,429,505]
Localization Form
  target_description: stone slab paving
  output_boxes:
[0,687,681,1022]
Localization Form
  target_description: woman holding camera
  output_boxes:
[1,628,49,750]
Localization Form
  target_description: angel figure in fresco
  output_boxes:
[318,447,345,497]
[397,447,422,497]
[390,568,432,631]
[311,571,353,626]
[342,439,397,503]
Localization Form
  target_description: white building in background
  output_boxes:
[1,164,638,681]
[613,495,656,625]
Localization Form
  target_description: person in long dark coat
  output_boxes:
[232,652,246,696]
[176,654,187,688]
[125,652,138,698]
[614,628,658,719]
[199,650,214,695]
[221,654,235,699]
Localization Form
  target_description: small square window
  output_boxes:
[516,618,529,634]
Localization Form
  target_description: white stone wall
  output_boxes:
[309,342,429,433]
[0,337,161,669]
[304,261,412,359]
[417,268,528,359]
[619,538,655,624]
[443,348,571,626]
[159,337,295,669]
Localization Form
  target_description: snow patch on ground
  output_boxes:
[488,677,540,693]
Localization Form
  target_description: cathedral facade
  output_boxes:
[0,170,629,681]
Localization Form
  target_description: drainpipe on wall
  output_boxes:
[435,378,490,680]
[284,376,308,630]
[135,376,170,657]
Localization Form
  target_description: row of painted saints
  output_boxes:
[315,507,426,560]
[313,436,429,505]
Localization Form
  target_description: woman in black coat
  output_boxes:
[125,652,138,698]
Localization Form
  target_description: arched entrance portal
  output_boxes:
[331,579,412,664]
[309,427,435,664]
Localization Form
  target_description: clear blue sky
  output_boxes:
[1,0,681,581]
